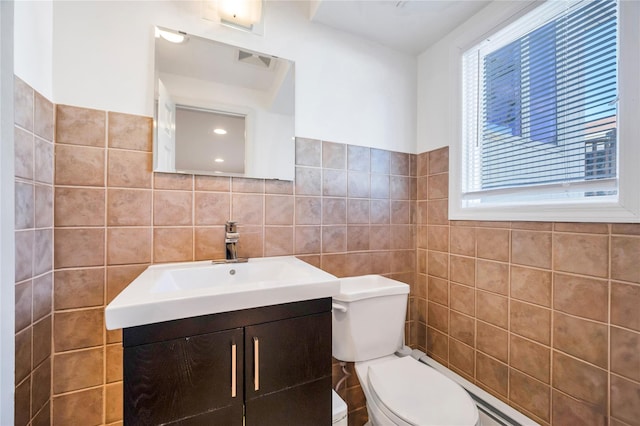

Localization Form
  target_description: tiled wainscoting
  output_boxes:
[14,78,55,426]
[12,77,639,426]
[414,147,640,426]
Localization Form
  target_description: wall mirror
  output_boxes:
[153,26,295,180]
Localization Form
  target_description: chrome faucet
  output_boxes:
[211,221,248,264]
[225,221,239,261]
[218,221,248,264]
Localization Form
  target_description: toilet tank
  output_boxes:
[332,275,410,362]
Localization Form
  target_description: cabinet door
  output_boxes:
[244,311,331,422]
[245,376,332,426]
[124,328,243,425]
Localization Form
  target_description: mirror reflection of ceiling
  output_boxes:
[310,0,492,54]
[156,34,281,94]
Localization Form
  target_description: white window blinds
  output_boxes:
[462,0,618,206]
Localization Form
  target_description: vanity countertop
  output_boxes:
[105,256,339,330]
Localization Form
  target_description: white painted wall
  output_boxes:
[51,0,417,153]
[14,0,52,99]
[417,1,535,153]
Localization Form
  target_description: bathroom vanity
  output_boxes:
[105,256,340,426]
[123,298,332,425]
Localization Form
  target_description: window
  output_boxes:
[454,0,640,222]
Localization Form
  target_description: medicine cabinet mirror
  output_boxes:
[153,26,295,180]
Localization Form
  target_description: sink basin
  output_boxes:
[105,256,339,330]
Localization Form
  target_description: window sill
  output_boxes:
[449,199,640,223]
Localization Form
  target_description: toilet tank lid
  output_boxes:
[334,275,409,302]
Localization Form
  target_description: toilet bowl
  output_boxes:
[332,275,480,426]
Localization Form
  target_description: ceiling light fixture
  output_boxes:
[213,128,227,135]
[214,158,225,163]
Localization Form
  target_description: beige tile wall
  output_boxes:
[17,92,638,425]
[14,77,54,426]
[415,147,640,426]
[50,105,417,425]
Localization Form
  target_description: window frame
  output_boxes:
[450,0,640,223]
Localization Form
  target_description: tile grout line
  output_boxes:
[48,100,57,424]
[103,110,109,426]
[607,224,612,421]
[547,223,554,424]
[29,87,37,425]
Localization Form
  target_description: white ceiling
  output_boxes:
[309,0,491,55]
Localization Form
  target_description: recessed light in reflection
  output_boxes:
[214,158,225,163]
[213,128,227,135]
[155,27,187,44]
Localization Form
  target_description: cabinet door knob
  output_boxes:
[231,343,237,398]
[253,337,260,391]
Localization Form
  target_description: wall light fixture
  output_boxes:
[202,0,264,33]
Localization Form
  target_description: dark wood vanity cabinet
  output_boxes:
[123,327,244,425]
[122,298,332,426]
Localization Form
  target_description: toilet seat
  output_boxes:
[367,357,479,426]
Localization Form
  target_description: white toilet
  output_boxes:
[332,275,480,426]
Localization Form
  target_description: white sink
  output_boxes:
[105,256,339,330]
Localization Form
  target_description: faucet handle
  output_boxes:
[225,221,237,233]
